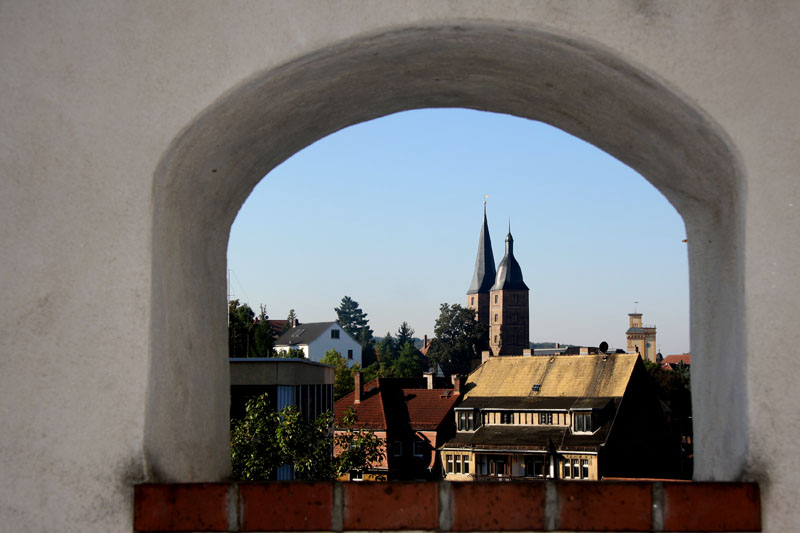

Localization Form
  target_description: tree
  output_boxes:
[229,299,256,358]
[253,305,275,356]
[426,303,488,376]
[396,321,415,347]
[376,332,397,365]
[231,394,384,481]
[322,349,360,400]
[334,296,373,345]
[282,309,298,333]
[392,341,425,378]
[333,407,386,479]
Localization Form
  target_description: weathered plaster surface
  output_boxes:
[1,1,799,531]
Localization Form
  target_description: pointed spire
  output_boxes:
[467,205,497,294]
[492,227,528,291]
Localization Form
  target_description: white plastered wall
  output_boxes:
[1,2,798,531]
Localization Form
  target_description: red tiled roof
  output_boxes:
[402,389,460,430]
[334,379,387,430]
[662,353,690,366]
[334,378,459,431]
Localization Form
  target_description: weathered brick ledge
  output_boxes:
[135,480,761,532]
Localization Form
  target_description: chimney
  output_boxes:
[354,371,362,404]
[555,342,560,349]
[292,318,299,328]
[451,374,463,395]
[481,350,491,364]
[423,371,434,390]
[423,334,428,347]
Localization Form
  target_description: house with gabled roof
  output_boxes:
[439,353,679,481]
[334,372,462,480]
[274,321,362,367]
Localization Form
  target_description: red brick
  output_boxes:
[558,482,651,531]
[450,482,546,531]
[134,483,230,532]
[663,482,761,531]
[344,482,438,530]
[239,482,332,531]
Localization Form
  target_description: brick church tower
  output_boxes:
[488,227,530,356]
[466,205,496,328]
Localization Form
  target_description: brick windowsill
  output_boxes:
[135,480,761,532]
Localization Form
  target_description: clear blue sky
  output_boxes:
[227,108,689,354]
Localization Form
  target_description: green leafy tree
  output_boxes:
[229,299,256,358]
[253,305,275,356]
[335,296,373,345]
[334,407,386,479]
[426,303,488,376]
[392,341,425,378]
[376,332,397,364]
[322,349,360,400]
[282,309,298,333]
[231,394,384,481]
[396,321,415,347]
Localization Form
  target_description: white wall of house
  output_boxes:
[275,324,362,367]
[307,324,362,367]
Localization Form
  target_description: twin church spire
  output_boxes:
[466,207,530,356]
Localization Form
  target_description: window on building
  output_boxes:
[581,459,589,479]
[457,410,476,431]
[350,470,363,481]
[494,294,498,303]
[462,454,470,474]
[563,460,570,479]
[532,384,540,392]
[572,459,580,479]
[393,441,402,457]
[538,412,553,425]
[523,455,544,478]
[413,441,424,457]
[454,455,462,474]
[500,412,514,424]
[573,412,592,432]
[493,335,498,344]
[445,454,453,474]
[331,329,340,339]
[347,349,353,359]
[471,296,474,305]
[494,313,498,322]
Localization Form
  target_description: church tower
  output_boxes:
[489,228,530,355]
[466,205,496,329]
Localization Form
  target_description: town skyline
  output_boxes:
[228,108,690,354]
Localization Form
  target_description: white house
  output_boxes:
[274,321,362,367]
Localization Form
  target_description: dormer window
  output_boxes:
[572,412,592,433]
[457,409,478,431]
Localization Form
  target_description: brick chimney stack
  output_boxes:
[354,371,362,404]
[451,374,463,395]
[292,318,299,328]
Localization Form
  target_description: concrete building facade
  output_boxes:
[2,2,800,531]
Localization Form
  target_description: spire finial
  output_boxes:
[508,218,511,234]
[483,195,489,215]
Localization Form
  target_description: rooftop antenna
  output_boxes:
[634,300,639,313]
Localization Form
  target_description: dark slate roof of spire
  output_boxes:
[492,231,529,291]
[467,210,497,294]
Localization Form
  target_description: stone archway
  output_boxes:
[147,23,744,482]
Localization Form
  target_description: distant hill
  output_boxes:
[530,342,576,349]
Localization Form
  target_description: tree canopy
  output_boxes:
[426,303,488,376]
[322,349,360,400]
[229,300,275,358]
[335,296,373,344]
[231,394,383,481]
